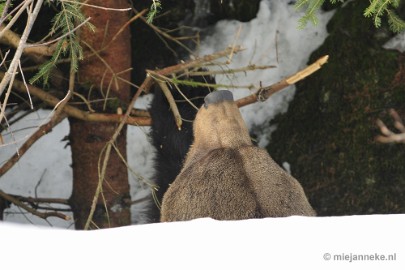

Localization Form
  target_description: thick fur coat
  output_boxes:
[149,74,215,222]
[161,90,316,221]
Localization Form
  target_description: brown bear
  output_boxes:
[160,90,316,222]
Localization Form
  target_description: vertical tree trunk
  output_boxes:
[69,0,132,229]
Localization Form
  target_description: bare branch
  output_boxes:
[0,0,33,39]
[0,114,66,177]
[0,25,54,57]
[61,0,132,11]
[106,9,147,47]
[0,71,150,126]
[186,64,276,77]
[236,55,329,107]
[143,45,244,94]
[25,17,92,50]
[16,196,69,206]
[0,0,12,26]
[157,79,182,130]
[0,0,44,99]
[0,189,71,221]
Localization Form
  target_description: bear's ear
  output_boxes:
[204,90,234,108]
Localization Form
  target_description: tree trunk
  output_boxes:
[69,0,132,229]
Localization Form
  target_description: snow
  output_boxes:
[1,2,404,266]
[197,0,334,147]
[384,31,405,52]
[1,215,404,269]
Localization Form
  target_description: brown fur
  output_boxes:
[160,96,316,222]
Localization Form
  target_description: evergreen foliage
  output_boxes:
[0,1,6,15]
[30,0,94,85]
[295,0,405,32]
[146,0,161,24]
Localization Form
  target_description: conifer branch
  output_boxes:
[147,0,162,24]
[29,0,94,85]
[296,0,405,32]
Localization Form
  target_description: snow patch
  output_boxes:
[198,0,334,146]
[384,31,405,52]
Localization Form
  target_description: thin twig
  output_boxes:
[0,189,71,220]
[138,13,197,56]
[0,0,43,97]
[50,53,76,126]
[157,80,182,130]
[0,114,66,177]
[107,9,147,46]
[0,0,12,25]
[61,0,132,11]
[228,24,243,63]
[143,45,244,94]
[17,195,69,205]
[18,60,34,110]
[0,0,33,39]
[0,49,10,67]
[25,17,92,50]
[0,71,150,126]
[182,64,276,77]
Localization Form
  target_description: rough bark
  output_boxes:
[69,0,132,229]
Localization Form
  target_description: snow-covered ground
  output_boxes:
[1,215,404,270]
[1,2,404,268]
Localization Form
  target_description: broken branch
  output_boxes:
[236,55,329,107]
